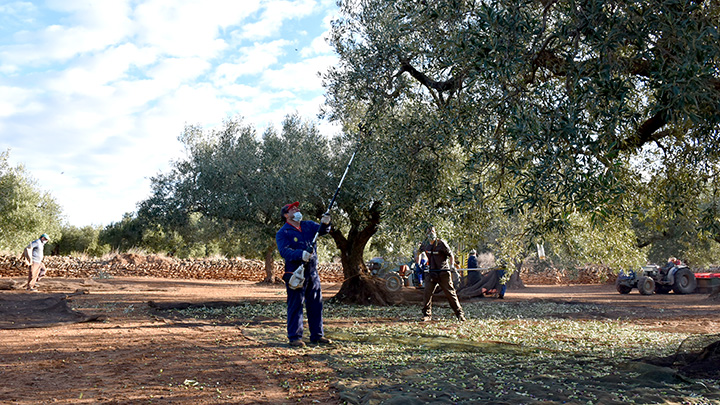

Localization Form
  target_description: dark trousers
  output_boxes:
[423,270,464,317]
[283,270,324,342]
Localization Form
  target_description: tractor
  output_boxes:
[367,257,420,292]
[616,264,697,295]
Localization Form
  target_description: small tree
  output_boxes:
[0,150,63,253]
[99,213,146,253]
[55,224,110,257]
[138,115,337,282]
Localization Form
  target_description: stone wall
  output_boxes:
[0,253,345,283]
[520,263,616,285]
[1,253,618,285]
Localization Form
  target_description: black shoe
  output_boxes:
[289,339,306,348]
[311,337,332,345]
[457,314,467,322]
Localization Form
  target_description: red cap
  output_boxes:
[280,201,300,220]
[283,201,299,211]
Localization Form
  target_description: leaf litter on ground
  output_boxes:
[171,300,720,404]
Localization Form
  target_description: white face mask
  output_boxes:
[292,212,303,222]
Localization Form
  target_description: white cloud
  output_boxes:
[301,29,334,57]
[240,0,317,40]
[0,4,133,69]
[146,57,211,85]
[0,1,37,29]
[261,54,337,91]
[0,85,38,118]
[213,39,291,85]
[148,83,233,127]
[0,0,341,226]
[133,0,262,58]
[0,1,35,14]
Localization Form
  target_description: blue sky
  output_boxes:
[0,0,340,227]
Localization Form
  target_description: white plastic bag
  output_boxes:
[288,265,305,289]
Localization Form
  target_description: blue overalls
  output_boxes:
[497,268,507,297]
[414,259,427,287]
[276,220,330,342]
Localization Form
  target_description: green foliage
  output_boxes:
[98,211,227,259]
[135,115,339,260]
[99,212,145,253]
[54,224,110,257]
[0,150,63,253]
[546,212,648,271]
[324,0,720,259]
[628,145,720,267]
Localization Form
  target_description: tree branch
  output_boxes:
[396,58,464,95]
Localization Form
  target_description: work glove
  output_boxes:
[321,213,331,225]
[302,251,312,262]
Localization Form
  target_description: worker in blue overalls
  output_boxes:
[276,201,333,347]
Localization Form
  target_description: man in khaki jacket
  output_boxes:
[419,226,465,322]
[22,233,50,291]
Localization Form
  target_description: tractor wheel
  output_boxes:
[385,274,404,292]
[637,276,655,295]
[655,284,672,294]
[672,268,697,294]
[615,280,632,294]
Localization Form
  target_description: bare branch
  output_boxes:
[396,58,464,99]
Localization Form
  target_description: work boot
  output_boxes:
[289,339,305,348]
[311,337,333,345]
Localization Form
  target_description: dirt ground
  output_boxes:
[1,276,718,404]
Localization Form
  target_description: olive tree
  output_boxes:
[629,145,720,267]
[0,150,63,253]
[138,115,337,282]
[55,224,110,257]
[324,0,720,245]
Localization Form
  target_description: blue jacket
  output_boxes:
[276,220,330,274]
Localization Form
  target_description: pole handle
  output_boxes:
[310,128,365,246]
[326,144,359,214]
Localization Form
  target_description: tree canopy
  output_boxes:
[137,115,344,279]
[323,0,720,243]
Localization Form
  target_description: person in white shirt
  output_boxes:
[23,233,50,291]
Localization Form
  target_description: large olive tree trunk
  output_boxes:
[328,202,390,305]
[507,257,526,289]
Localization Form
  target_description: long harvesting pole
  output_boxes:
[289,140,363,289]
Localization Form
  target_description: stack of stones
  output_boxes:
[0,254,344,283]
